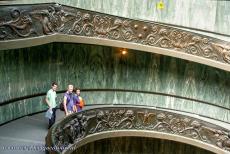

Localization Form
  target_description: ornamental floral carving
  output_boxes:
[142,25,219,62]
[49,107,230,153]
[89,109,135,133]
[211,43,230,64]
[30,4,75,34]
[53,113,88,151]
[0,9,34,39]
[204,128,230,151]
[155,113,207,141]
[1,3,230,66]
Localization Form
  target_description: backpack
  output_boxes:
[59,92,73,111]
[79,96,85,108]
[59,101,64,111]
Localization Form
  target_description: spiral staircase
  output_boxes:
[1,1,230,154]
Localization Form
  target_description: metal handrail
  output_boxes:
[0,88,229,111]
[47,105,230,154]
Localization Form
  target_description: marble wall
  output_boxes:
[2,0,230,37]
[74,136,214,154]
[0,42,230,124]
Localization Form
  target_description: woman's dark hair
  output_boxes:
[75,87,80,90]
[73,87,80,93]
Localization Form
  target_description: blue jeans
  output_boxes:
[48,107,56,129]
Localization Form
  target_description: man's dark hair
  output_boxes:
[52,82,58,86]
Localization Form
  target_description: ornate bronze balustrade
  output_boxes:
[46,106,230,154]
[1,3,230,71]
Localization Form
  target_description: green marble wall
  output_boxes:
[0,42,230,124]
[74,137,214,154]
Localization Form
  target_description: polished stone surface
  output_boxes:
[0,43,230,124]
[74,136,214,154]
[0,110,64,154]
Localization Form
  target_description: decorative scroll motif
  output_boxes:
[1,3,230,65]
[54,113,88,149]
[89,110,135,133]
[136,112,207,141]
[48,107,230,153]
[211,43,230,64]
[30,4,75,34]
[69,13,137,41]
[142,26,221,62]
[215,130,230,151]
[203,127,230,151]
[0,9,34,39]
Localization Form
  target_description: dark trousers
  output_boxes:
[48,107,56,129]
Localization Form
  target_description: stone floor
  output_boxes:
[0,110,65,154]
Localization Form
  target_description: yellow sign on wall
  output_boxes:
[157,0,164,9]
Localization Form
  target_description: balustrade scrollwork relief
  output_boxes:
[1,3,230,66]
[48,107,230,153]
